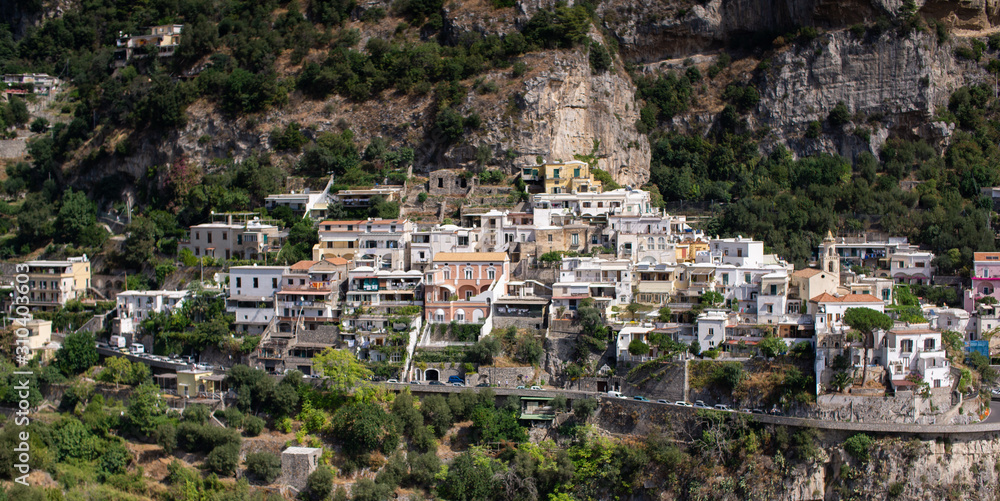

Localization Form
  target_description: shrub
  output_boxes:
[206,442,241,476]
[246,451,282,484]
[828,101,851,126]
[888,481,905,498]
[243,415,265,437]
[182,404,211,424]
[573,397,598,420]
[417,192,428,203]
[154,423,177,453]
[844,433,873,462]
[307,466,334,501]
[589,41,612,74]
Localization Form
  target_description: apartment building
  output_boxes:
[424,252,510,324]
[966,252,1000,312]
[227,265,287,334]
[538,161,602,194]
[551,257,632,317]
[25,256,91,311]
[312,218,413,269]
[3,73,60,95]
[265,190,325,215]
[877,324,952,389]
[409,224,480,272]
[114,290,189,335]
[889,250,934,285]
[179,214,283,260]
[275,259,349,333]
[113,24,183,67]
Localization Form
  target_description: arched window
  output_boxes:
[487,267,495,280]
[456,309,466,322]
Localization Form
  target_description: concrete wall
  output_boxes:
[477,366,538,387]
[492,315,546,331]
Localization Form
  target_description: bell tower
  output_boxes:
[820,230,839,280]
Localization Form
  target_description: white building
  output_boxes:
[114,290,188,335]
[889,250,935,285]
[227,265,288,334]
[694,310,730,351]
[179,214,283,260]
[313,218,414,269]
[877,325,952,389]
[409,224,480,271]
[551,257,633,317]
[265,191,325,215]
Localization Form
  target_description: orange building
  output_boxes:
[424,252,510,324]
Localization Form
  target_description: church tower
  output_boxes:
[820,230,839,281]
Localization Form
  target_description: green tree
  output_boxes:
[206,442,240,476]
[843,308,893,387]
[421,394,453,437]
[56,189,97,245]
[8,96,28,125]
[122,216,161,268]
[55,331,98,376]
[333,401,397,456]
[700,291,724,306]
[101,356,135,390]
[830,371,852,392]
[312,348,372,393]
[628,338,649,356]
[758,335,788,358]
[98,442,131,479]
[828,101,851,126]
[307,466,334,501]
[658,306,672,323]
[126,382,164,435]
[438,451,501,501]
[245,451,282,483]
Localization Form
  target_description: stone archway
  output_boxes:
[425,369,440,381]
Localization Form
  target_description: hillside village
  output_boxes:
[14,153,999,425]
[11,0,1000,498]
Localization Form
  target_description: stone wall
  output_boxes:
[623,360,686,403]
[477,366,540,388]
[428,169,474,196]
[492,314,546,331]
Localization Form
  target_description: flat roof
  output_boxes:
[433,252,508,262]
[284,447,322,454]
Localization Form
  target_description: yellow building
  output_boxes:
[176,369,225,398]
[541,161,602,195]
[26,256,92,311]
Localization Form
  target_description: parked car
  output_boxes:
[607,390,627,399]
[410,381,422,385]
[657,399,669,404]
[386,379,398,383]
[429,381,445,386]
[740,408,752,413]
[530,385,542,390]
[714,404,732,411]
[751,409,766,414]
[675,401,693,407]
[767,407,784,416]
[452,383,463,387]
[447,376,465,385]
[633,396,650,402]
[693,400,710,409]
[476,383,490,387]
[516,385,526,389]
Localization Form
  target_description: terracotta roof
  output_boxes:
[289,260,319,271]
[324,257,349,266]
[433,252,508,262]
[975,252,1000,262]
[792,268,824,278]
[809,293,883,303]
[889,328,938,335]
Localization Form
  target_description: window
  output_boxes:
[488,268,495,280]
[288,279,293,285]
[207,233,212,244]
[444,268,451,280]
[195,232,200,240]
[438,178,444,188]
[924,338,936,350]
[574,167,580,177]
[222,232,227,241]
[548,235,553,243]
[572,234,579,246]
[722,273,729,285]
[236,277,242,287]
[465,268,473,280]
[744,273,751,282]
[583,202,591,208]
[272,278,278,288]
[553,168,560,179]
[458,236,469,246]
[769,284,777,295]
[465,291,473,300]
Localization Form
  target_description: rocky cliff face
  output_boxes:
[755,29,971,158]
[499,49,651,186]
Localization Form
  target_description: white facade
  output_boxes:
[410,224,480,270]
[228,266,287,334]
[878,326,952,389]
[695,310,729,350]
[115,290,188,334]
[552,257,633,316]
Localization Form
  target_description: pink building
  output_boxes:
[424,252,510,324]
[966,252,1000,312]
